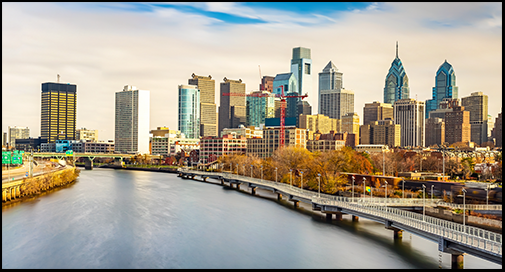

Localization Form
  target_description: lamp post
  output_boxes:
[383,148,385,176]
[351,176,355,202]
[230,162,232,172]
[362,177,366,199]
[402,178,405,199]
[300,171,303,189]
[250,165,253,178]
[431,185,434,200]
[442,150,445,180]
[318,174,322,198]
[243,164,245,176]
[260,165,263,180]
[290,169,292,186]
[384,180,388,200]
[275,167,278,182]
[422,184,426,221]
[485,185,489,206]
[236,164,238,175]
[462,188,467,227]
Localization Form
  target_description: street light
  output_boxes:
[384,180,388,200]
[402,178,405,199]
[230,162,232,172]
[362,177,366,199]
[275,167,278,182]
[422,184,426,221]
[383,148,385,176]
[261,165,263,180]
[318,174,322,198]
[250,165,253,178]
[485,185,489,206]
[236,164,239,175]
[462,188,467,227]
[290,169,293,186]
[431,185,434,200]
[300,171,303,189]
[351,176,355,202]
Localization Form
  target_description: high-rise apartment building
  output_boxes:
[461,92,488,145]
[218,77,246,134]
[491,111,502,147]
[178,84,200,139]
[359,119,401,147]
[114,85,150,154]
[425,117,445,147]
[342,112,360,143]
[246,90,276,127]
[188,74,218,137]
[425,60,458,119]
[394,99,424,147]
[363,101,394,126]
[384,42,410,105]
[291,47,312,97]
[444,106,470,145]
[8,126,30,148]
[41,82,77,143]
[260,76,275,93]
[76,128,98,142]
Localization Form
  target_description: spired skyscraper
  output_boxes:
[425,60,458,119]
[114,85,150,154]
[384,42,410,105]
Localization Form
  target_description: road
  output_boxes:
[2,160,63,182]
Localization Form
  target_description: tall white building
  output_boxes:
[8,126,30,148]
[394,98,425,147]
[114,85,150,154]
[76,128,98,142]
[291,47,312,97]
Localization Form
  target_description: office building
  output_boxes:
[491,111,502,147]
[296,100,312,125]
[2,132,7,147]
[12,137,47,152]
[178,84,200,139]
[487,114,494,142]
[444,106,470,145]
[41,82,77,143]
[218,77,246,133]
[320,89,354,120]
[425,117,445,147]
[221,126,263,139]
[272,72,297,96]
[114,85,150,154]
[342,112,360,137]
[73,140,114,153]
[359,119,401,147]
[461,92,488,145]
[429,98,460,120]
[150,127,181,138]
[260,76,275,93]
[363,101,394,126]
[384,42,410,105]
[425,60,459,119]
[298,114,341,140]
[188,74,218,137]
[8,126,29,148]
[394,99,424,147]
[200,134,247,164]
[76,128,98,142]
[319,131,358,148]
[246,90,276,127]
[318,60,343,114]
[290,47,312,96]
[247,127,306,159]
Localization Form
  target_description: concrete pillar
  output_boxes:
[334,212,343,221]
[11,188,16,199]
[236,183,240,190]
[277,193,282,200]
[203,177,207,181]
[220,179,224,185]
[451,253,464,269]
[2,190,6,202]
[352,215,359,222]
[393,230,403,240]
[16,186,21,198]
[326,213,333,221]
[251,187,256,195]
[293,200,299,208]
[84,158,93,170]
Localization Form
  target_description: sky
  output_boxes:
[2,2,502,141]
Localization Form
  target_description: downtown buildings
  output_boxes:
[384,42,410,105]
[425,60,458,119]
[41,82,77,143]
[8,126,29,148]
[318,61,355,120]
[394,99,424,147]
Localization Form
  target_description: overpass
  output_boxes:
[178,168,501,269]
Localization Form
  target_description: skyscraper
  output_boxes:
[218,77,246,134]
[425,60,458,119]
[342,112,360,138]
[363,101,394,126]
[246,90,276,127]
[394,98,424,147]
[384,42,410,105]
[425,117,445,147]
[8,126,30,148]
[491,111,502,147]
[444,106,470,145]
[114,85,150,154]
[272,73,297,96]
[178,85,200,139]
[260,76,275,93]
[318,61,343,112]
[461,92,488,145]
[188,73,217,137]
[41,82,77,143]
[290,47,312,96]
[318,61,354,119]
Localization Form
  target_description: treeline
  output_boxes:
[22,167,80,197]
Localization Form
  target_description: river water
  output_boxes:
[2,168,501,269]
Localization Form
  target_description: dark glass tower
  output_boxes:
[384,42,410,105]
[41,82,77,143]
[425,60,458,119]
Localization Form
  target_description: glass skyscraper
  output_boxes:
[272,72,297,96]
[384,42,410,105]
[246,91,276,127]
[290,47,312,96]
[178,85,200,139]
[318,61,354,119]
[425,60,458,119]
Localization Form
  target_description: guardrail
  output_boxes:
[437,202,502,211]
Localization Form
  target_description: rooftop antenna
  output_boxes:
[396,41,398,58]
[57,74,60,83]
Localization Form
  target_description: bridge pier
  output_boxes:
[202,177,207,181]
[277,193,282,200]
[393,230,403,240]
[251,187,256,195]
[84,157,94,170]
[334,212,342,221]
[291,200,299,208]
[451,253,464,269]
[236,183,240,190]
[352,215,359,222]
[2,190,6,202]
[326,213,332,221]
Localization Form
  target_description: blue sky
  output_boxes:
[2,2,502,140]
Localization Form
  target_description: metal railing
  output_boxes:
[180,169,502,256]
[437,202,502,211]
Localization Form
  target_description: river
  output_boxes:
[2,168,501,269]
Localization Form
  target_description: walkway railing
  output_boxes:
[181,169,502,256]
[437,202,502,211]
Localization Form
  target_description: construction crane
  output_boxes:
[222,85,307,148]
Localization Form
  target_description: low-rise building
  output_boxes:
[247,127,306,158]
[200,134,247,164]
[73,140,115,153]
[355,144,389,153]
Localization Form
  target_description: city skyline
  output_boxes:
[2,2,502,141]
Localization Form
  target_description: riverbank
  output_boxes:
[75,163,179,173]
